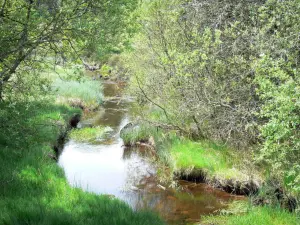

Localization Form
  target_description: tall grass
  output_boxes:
[120,123,162,146]
[53,79,103,109]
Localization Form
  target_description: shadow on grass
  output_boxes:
[0,101,165,225]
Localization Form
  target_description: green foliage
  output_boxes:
[123,0,300,195]
[124,0,262,148]
[0,101,81,148]
[99,64,112,77]
[255,57,300,192]
[69,126,113,143]
[81,0,139,61]
[253,0,300,193]
[53,78,103,110]
[0,100,164,225]
[0,0,138,99]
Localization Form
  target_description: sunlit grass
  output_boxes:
[69,126,113,143]
[0,101,165,225]
[169,137,249,181]
[53,79,103,110]
[202,205,299,225]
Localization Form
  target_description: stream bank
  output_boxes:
[58,81,246,224]
[1,99,165,225]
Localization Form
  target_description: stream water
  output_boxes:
[58,81,244,224]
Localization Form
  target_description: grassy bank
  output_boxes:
[0,101,164,225]
[202,203,299,225]
[0,68,165,224]
[119,121,300,223]
[169,137,262,194]
[53,79,103,110]
[120,123,261,193]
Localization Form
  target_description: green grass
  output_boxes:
[202,205,299,225]
[169,137,252,181]
[53,78,103,110]
[0,101,165,225]
[69,126,113,143]
[120,123,161,146]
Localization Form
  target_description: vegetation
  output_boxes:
[120,122,161,146]
[0,0,138,99]
[53,78,103,110]
[202,205,299,225]
[123,0,300,194]
[0,102,164,225]
[169,138,249,181]
[1,0,299,223]
[69,126,113,143]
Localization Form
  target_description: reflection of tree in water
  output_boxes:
[122,175,239,224]
[97,100,127,128]
[121,149,156,191]
[67,81,242,224]
[122,146,155,160]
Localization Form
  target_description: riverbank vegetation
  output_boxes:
[119,0,299,223]
[0,0,165,224]
[0,100,164,225]
[202,202,299,225]
[69,126,113,143]
[54,78,103,110]
[1,0,299,224]
[122,0,299,196]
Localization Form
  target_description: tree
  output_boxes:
[254,0,300,192]
[0,0,137,99]
[124,0,263,148]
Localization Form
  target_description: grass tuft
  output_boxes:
[69,126,113,143]
[53,78,103,110]
[120,123,161,146]
[169,138,250,181]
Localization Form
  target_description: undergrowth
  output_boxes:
[120,123,162,146]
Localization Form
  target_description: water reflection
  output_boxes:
[59,82,244,224]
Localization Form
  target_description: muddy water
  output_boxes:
[58,81,244,224]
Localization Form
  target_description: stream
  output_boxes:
[58,81,244,224]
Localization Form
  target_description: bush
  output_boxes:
[255,57,300,192]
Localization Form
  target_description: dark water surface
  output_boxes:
[58,81,244,224]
